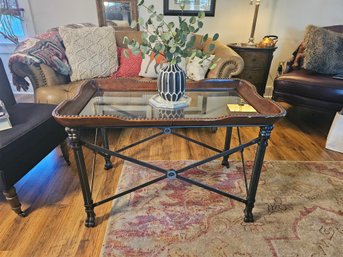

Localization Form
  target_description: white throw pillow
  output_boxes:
[186,55,214,81]
[139,54,187,78]
[59,26,118,82]
[177,58,187,72]
[139,54,166,78]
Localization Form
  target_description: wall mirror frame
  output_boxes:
[96,0,138,30]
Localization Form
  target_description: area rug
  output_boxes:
[100,160,343,257]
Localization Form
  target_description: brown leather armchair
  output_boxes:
[272,25,343,112]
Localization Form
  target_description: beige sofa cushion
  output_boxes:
[59,26,118,82]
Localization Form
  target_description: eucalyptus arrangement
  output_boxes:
[124,0,220,104]
[123,0,219,68]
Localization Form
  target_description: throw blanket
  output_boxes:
[9,23,94,91]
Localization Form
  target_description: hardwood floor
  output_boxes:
[0,103,342,257]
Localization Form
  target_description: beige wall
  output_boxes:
[28,0,97,33]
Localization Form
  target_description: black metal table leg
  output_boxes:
[66,128,96,227]
[100,128,113,170]
[68,124,273,227]
[221,127,233,168]
[244,125,273,222]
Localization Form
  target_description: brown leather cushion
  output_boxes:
[274,69,343,103]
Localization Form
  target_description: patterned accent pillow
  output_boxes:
[186,55,214,81]
[59,26,118,81]
[139,53,167,78]
[138,53,187,78]
[112,48,142,78]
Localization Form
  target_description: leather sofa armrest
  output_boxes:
[11,62,69,91]
[207,43,244,78]
[35,80,85,105]
[193,34,244,79]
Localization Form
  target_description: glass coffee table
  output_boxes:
[53,79,286,227]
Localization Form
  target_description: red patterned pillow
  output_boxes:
[112,47,142,78]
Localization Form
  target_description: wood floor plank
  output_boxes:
[0,104,342,257]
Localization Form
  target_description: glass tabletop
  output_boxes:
[79,90,258,120]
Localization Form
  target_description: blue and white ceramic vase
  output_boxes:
[157,63,186,102]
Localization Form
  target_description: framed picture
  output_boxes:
[163,0,216,16]
[95,0,138,30]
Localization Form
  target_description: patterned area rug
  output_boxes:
[100,161,343,257]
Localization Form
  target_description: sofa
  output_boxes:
[273,25,343,112]
[10,29,244,105]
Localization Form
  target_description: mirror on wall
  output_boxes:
[96,0,138,30]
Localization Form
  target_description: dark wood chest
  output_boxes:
[228,44,277,96]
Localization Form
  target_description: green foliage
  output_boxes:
[124,3,219,66]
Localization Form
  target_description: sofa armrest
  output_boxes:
[11,62,69,91]
[207,42,244,78]
[35,80,85,104]
[193,35,244,79]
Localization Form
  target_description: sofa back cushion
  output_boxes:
[59,26,119,82]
